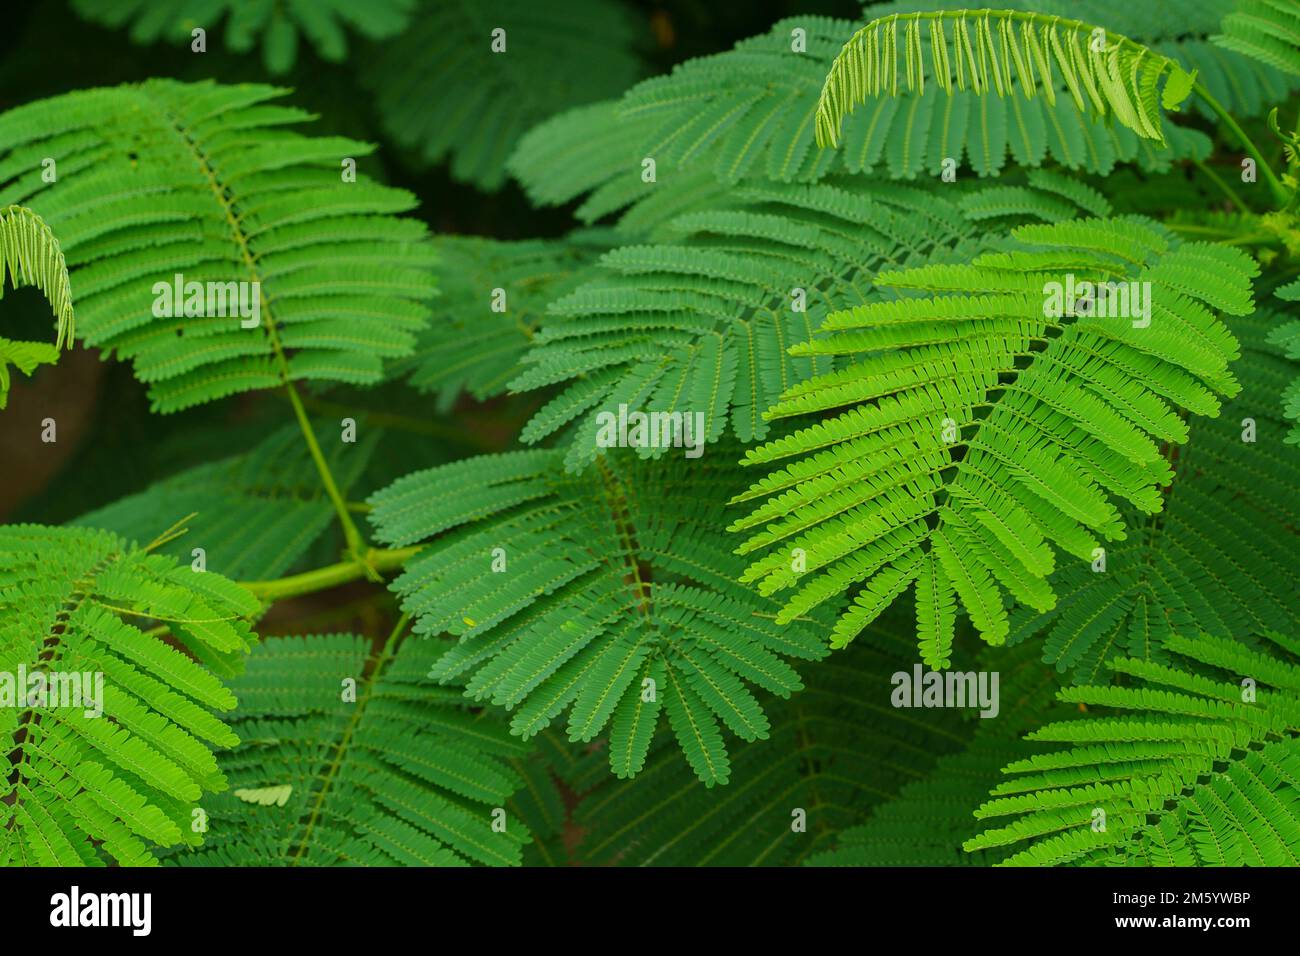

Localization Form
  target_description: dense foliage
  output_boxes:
[1,0,1297,867]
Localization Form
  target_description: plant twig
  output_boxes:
[1193,81,1288,207]
[1193,158,1249,211]
[241,546,422,601]
[284,381,373,571]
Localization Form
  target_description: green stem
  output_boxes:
[284,382,370,566]
[1192,158,1249,211]
[1164,223,1275,246]
[174,120,374,567]
[1286,107,1300,214]
[241,546,422,601]
[1193,81,1288,207]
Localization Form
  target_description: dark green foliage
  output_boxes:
[365,0,644,190]
[1268,279,1300,442]
[367,446,828,787]
[71,0,416,75]
[1214,0,1300,77]
[807,639,1064,866]
[2,0,1299,871]
[75,424,378,581]
[561,625,1062,866]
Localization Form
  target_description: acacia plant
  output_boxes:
[1,0,1298,867]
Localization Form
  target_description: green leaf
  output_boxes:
[367,446,828,785]
[166,632,534,867]
[0,80,436,412]
[0,525,254,866]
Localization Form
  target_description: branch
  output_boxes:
[284,381,373,569]
[241,546,422,602]
[1193,81,1289,207]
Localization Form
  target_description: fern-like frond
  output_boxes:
[816,9,1199,150]
[956,168,1112,225]
[733,216,1257,657]
[866,0,1300,123]
[549,621,1059,865]
[514,178,969,469]
[70,0,414,74]
[0,205,72,348]
[564,620,963,863]
[500,729,575,866]
[166,631,533,866]
[1213,0,1300,76]
[965,631,1300,865]
[1009,311,1300,682]
[364,0,642,191]
[864,0,1238,39]
[512,174,1110,471]
[0,524,258,865]
[0,205,74,408]
[0,80,436,412]
[509,18,1219,224]
[366,446,829,787]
